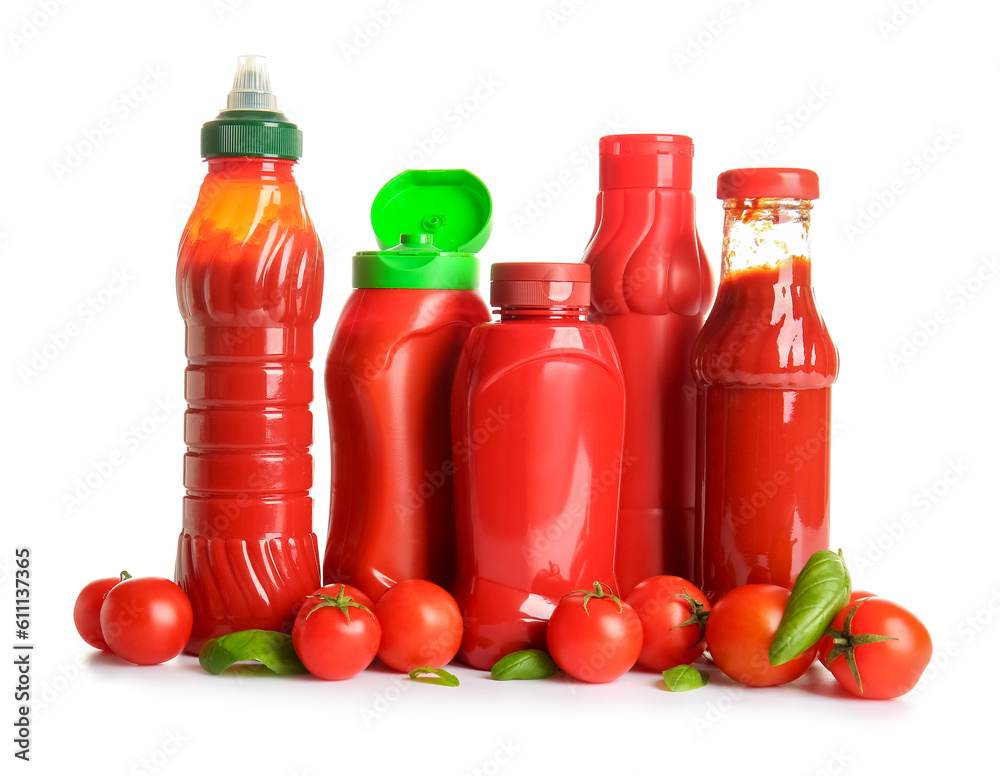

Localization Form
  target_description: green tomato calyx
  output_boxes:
[563,581,623,616]
[305,586,375,623]
[822,601,898,694]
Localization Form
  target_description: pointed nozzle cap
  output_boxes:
[227,54,279,111]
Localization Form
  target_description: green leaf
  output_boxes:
[491,649,559,681]
[198,629,307,676]
[408,666,460,687]
[662,665,710,692]
[769,549,852,666]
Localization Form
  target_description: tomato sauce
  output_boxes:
[451,263,625,670]
[175,157,324,653]
[693,170,838,603]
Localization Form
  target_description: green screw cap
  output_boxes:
[201,55,303,160]
[354,169,493,290]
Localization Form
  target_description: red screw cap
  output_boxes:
[717,168,820,200]
[490,262,591,309]
[599,134,694,190]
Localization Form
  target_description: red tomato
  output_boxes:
[293,585,381,680]
[374,580,463,672]
[818,597,932,700]
[705,584,817,687]
[100,577,193,665]
[74,576,122,651]
[625,575,711,671]
[546,582,643,683]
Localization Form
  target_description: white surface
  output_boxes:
[4,0,997,772]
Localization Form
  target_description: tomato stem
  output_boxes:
[305,585,375,623]
[672,589,711,648]
[822,601,898,693]
[562,581,623,615]
[119,570,132,582]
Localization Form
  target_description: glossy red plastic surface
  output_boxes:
[451,268,626,670]
[323,288,490,600]
[583,134,714,593]
[175,158,324,654]
[692,193,838,603]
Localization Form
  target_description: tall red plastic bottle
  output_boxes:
[582,134,714,593]
[174,57,324,654]
[452,263,626,670]
[323,170,492,600]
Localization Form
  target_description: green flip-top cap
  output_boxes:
[353,169,492,290]
[201,55,303,160]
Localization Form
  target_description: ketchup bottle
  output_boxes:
[582,134,713,593]
[692,168,839,603]
[451,263,626,670]
[323,170,492,600]
[174,56,324,653]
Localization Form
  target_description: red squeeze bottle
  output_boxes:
[174,57,324,653]
[322,170,492,600]
[692,168,839,603]
[451,263,626,670]
[582,134,714,593]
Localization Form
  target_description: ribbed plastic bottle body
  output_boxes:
[584,185,713,592]
[692,196,838,603]
[451,313,626,670]
[175,158,323,653]
[322,288,491,600]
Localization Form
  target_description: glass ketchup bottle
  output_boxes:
[583,134,714,592]
[451,263,626,670]
[174,56,324,653]
[323,170,491,600]
[692,168,838,603]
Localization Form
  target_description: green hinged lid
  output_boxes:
[353,169,492,290]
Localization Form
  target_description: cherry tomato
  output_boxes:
[293,585,381,680]
[818,597,932,700]
[74,575,122,651]
[546,582,643,683]
[705,584,817,687]
[100,577,193,665]
[625,575,711,671]
[373,580,463,672]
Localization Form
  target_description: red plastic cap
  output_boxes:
[490,262,591,308]
[599,134,694,190]
[717,168,820,200]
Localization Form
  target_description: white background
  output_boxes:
[4,0,997,773]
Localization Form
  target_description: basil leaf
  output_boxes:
[199,629,307,676]
[769,549,852,666]
[408,667,460,687]
[491,649,559,681]
[662,665,709,692]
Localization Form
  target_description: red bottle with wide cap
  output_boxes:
[451,262,626,670]
[693,167,838,602]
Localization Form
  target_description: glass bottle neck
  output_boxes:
[205,157,297,182]
[721,197,813,281]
